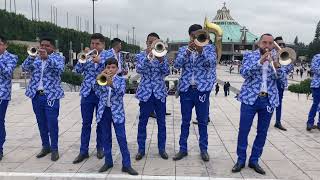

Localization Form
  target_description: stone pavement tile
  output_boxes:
[14,162,53,173]
[0,177,36,180]
[260,147,287,161]
[45,163,82,173]
[206,159,242,178]
[222,140,237,153]
[264,160,311,180]
[143,159,175,176]
[176,166,208,177]
[304,171,320,180]
[291,160,320,171]
[1,147,38,163]
[0,162,21,171]
[108,164,144,175]
[77,156,104,173]
[240,161,276,179]
[175,156,206,167]
[207,146,231,160]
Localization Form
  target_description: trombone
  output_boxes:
[147,39,168,60]
[77,49,99,63]
[274,42,296,65]
[187,29,210,53]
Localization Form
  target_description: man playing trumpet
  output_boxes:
[22,35,65,161]
[73,33,113,164]
[135,33,170,160]
[0,35,18,161]
[95,58,138,175]
[173,24,216,162]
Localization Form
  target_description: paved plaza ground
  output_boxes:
[0,66,319,180]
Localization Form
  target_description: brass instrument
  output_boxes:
[27,47,38,57]
[77,49,99,63]
[194,29,210,47]
[204,17,223,62]
[96,71,114,86]
[148,39,168,60]
[274,42,296,65]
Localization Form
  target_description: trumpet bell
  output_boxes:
[96,74,109,86]
[151,40,168,58]
[77,53,87,63]
[27,47,38,56]
[278,47,296,65]
[194,29,210,47]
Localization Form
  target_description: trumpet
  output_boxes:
[274,42,296,65]
[27,47,38,57]
[77,49,99,63]
[187,29,210,53]
[96,71,114,86]
[147,39,168,60]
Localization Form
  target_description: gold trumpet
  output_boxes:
[77,49,99,63]
[147,39,168,60]
[27,47,38,57]
[194,29,210,47]
[96,71,114,86]
[274,42,296,65]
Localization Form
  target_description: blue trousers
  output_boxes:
[80,90,102,155]
[32,94,60,151]
[275,81,284,125]
[0,100,9,153]
[179,87,210,153]
[307,88,320,126]
[137,94,166,154]
[237,97,273,165]
[100,107,131,168]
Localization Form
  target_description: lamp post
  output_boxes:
[92,0,98,33]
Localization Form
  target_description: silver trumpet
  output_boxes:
[187,29,210,53]
[274,42,297,65]
[27,47,38,57]
[77,49,99,63]
[147,39,168,60]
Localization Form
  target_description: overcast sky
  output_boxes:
[1,0,319,47]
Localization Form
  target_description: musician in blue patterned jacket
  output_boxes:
[232,34,285,175]
[95,58,138,175]
[135,32,170,161]
[307,53,320,131]
[273,36,294,131]
[22,35,65,161]
[173,24,216,162]
[0,35,18,161]
[73,33,113,164]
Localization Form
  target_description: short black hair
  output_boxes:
[147,32,160,40]
[0,35,7,44]
[274,36,283,41]
[259,33,273,41]
[105,57,118,67]
[90,33,105,43]
[188,24,202,35]
[40,37,55,47]
[111,38,122,47]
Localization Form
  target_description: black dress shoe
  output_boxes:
[274,124,287,131]
[51,151,59,161]
[98,164,113,173]
[232,162,245,173]
[159,152,168,160]
[73,154,89,164]
[208,117,211,122]
[36,148,51,158]
[172,151,188,161]
[192,121,198,125]
[165,112,171,116]
[249,163,266,175]
[306,125,313,131]
[0,153,3,161]
[150,112,156,118]
[201,152,210,162]
[122,166,139,175]
[135,152,144,161]
[97,149,104,159]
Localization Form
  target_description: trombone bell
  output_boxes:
[278,47,296,66]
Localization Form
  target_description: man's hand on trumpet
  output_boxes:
[38,48,48,60]
[92,54,100,64]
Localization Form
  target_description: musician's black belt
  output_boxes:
[36,90,45,95]
[258,92,268,97]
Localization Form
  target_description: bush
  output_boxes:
[61,70,83,86]
[7,43,28,65]
[288,78,311,99]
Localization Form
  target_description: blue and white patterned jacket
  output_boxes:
[174,44,216,92]
[135,51,170,103]
[238,49,285,107]
[310,54,320,88]
[95,75,126,124]
[0,51,18,101]
[277,64,294,89]
[22,52,65,100]
[74,49,114,97]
